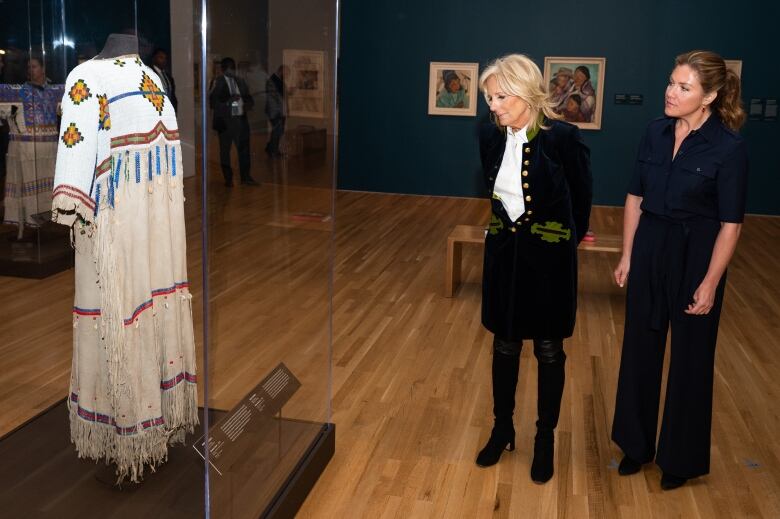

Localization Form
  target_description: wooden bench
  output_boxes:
[445,224,622,297]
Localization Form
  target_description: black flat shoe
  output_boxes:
[660,472,688,490]
[476,428,515,467]
[618,455,642,475]
[530,435,554,483]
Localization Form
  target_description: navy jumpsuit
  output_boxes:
[612,115,748,478]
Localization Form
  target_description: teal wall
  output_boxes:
[337,0,780,215]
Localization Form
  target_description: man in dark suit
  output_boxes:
[209,57,257,186]
[151,48,177,111]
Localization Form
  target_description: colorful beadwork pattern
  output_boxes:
[68,79,91,105]
[61,122,84,148]
[114,59,126,67]
[139,72,165,115]
[135,57,143,66]
[98,94,111,131]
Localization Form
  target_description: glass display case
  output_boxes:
[199,0,337,516]
[0,0,337,516]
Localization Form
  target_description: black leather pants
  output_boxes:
[491,336,566,434]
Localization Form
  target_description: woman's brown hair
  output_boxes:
[675,50,746,131]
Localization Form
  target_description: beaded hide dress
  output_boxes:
[0,82,64,227]
[52,55,198,482]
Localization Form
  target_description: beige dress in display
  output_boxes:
[52,55,197,482]
[0,82,63,227]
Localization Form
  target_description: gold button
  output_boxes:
[523,160,529,166]
[523,183,529,189]
[510,227,516,233]
[525,195,532,202]
[527,210,533,215]
[524,217,530,222]
[524,147,531,153]
[522,170,528,177]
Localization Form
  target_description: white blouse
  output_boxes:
[493,125,527,221]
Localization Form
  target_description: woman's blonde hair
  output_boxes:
[479,54,560,133]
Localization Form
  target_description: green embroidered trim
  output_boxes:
[526,123,540,142]
[530,221,571,243]
[488,213,504,235]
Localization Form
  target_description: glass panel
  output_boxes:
[202,0,337,516]
[0,0,70,274]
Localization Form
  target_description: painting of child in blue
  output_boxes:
[436,70,469,109]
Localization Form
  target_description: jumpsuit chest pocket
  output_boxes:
[676,163,718,205]
[680,164,716,179]
[638,154,664,191]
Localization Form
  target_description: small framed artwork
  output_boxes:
[283,49,327,118]
[543,57,606,130]
[724,59,742,79]
[428,62,479,116]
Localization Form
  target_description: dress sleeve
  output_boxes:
[561,124,593,243]
[52,67,101,227]
[717,139,748,223]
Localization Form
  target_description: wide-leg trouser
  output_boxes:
[612,213,726,478]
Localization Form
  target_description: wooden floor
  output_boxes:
[1,171,779,518]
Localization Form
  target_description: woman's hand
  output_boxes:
[614,255,630,287]
[685,280,717,315]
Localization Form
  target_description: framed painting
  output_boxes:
[724,59,742,79]
[543,57,606,130]
[283,49,326,118]
[428,61,479,116]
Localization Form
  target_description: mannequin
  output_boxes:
[52,33,197,484]
[94,33,139,59]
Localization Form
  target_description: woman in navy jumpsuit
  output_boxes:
[612,50,748,490]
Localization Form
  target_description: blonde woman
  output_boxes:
[612,50,748,490]
[476,54,592,483]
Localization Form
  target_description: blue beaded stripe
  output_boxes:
[113,155,122,188]
[108,90,167,103]
[172,147,177,177]
[148,150,153,181]
[108,167,115,208]
[165,144,169,174]
[94,183,101,216]
[135,151,141,183]
[155,146,161,176]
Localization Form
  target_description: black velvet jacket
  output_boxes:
[479,119,592,341]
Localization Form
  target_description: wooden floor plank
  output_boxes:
[1,176,779,517]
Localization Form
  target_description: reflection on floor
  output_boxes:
[1,150,780,516]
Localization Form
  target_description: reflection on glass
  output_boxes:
[203,0,337,516]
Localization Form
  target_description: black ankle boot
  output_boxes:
[618,455,642,475]
[476,340,520,468]
[530,431,554,483]
[660,472,688,490]
[530,339,565,483]
[476,424,516,467]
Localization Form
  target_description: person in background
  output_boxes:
[150,48,177,111]
[612,50,748,490]
[264,65,288,158]
[475,54,592,484]
[210,57,257,187]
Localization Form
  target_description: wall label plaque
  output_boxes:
[193,362,302,475]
